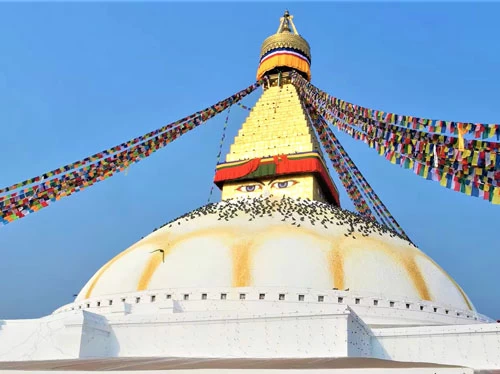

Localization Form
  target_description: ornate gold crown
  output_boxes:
[259,10,311,61]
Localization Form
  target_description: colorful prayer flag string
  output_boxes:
[330,114,499,188]
[306,103,412,241]
[328,107,499,204]
[0,80,265,226]
[315,113,412,242]
[292,70,499,189]
[208,106,232,203]
[236,102,252,111]
[1,126,187,219]
[291,72,500,205]
[305,109,375,218]
[290,71,500,141]
[0,80,265,197]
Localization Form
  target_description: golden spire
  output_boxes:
[213,11,339,206]
[276,10,298,34]
[257,11,311,81]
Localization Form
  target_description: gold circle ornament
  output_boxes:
[260,32,311,62]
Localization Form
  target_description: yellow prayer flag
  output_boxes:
[488,126,497,139]
[472,152,479,166]
[423,166,429,179]
[458,124,468,151]
[440,173,447,187]
[492,187,500,205]
[465,183,472,196]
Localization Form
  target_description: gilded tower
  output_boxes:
[214,11,340,206]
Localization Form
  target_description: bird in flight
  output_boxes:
[150,249,165,263]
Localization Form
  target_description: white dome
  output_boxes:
[77,197,474,311]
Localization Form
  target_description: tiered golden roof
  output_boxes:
[225,84,320,163]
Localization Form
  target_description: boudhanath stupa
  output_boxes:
[0,11,499,374]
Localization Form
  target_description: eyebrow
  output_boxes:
[268,177,292,184]
[241,180,265,186]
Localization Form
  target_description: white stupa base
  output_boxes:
[0,287,498,371]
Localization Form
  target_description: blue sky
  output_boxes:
[0,2,498,319]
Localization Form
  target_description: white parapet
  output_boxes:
[372,322,500,370]
[1,287,499,371]
[0,311,110,361]
[107,309,361,358]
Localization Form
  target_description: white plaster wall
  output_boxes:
[0,311,111,362]
[108,312,351,358]
[78,312,112,358]
[372,323,500,370]
[60,287,490,328]
[1,286,498,371]
[347,312,371,357]
[0,313,81,361]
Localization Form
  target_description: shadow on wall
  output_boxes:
[107,327,121,358]
[80,311,120,359]
[370,337,391,361]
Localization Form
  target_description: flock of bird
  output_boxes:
[150,196,413,246]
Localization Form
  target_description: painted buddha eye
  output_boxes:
[270,180,298,189]
[236,184,262,193]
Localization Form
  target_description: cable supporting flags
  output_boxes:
[0,80,265,226]
[290,72,500,205]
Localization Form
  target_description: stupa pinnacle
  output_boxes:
[214,11,338,205]
[257,10,311,81]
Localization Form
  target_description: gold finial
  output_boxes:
[259,11,310,61]
[277,10,300,35]
[257,11,311,81]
